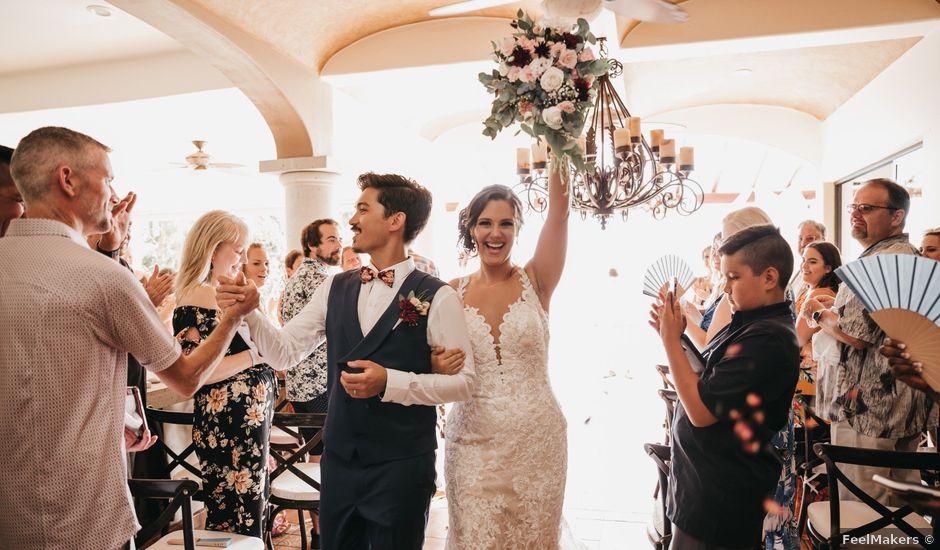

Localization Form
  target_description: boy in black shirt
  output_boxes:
[650,224,800,549]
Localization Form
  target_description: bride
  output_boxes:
[443,166,570,548]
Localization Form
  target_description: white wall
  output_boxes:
[822,27,940,230]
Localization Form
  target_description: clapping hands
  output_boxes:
[99,191,136,252]
[215,273,261,319]
[142,264,174,307]
[649,281,687,345]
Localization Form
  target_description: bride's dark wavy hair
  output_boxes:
[458,184,524,255]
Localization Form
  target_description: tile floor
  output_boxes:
[271,495,652,549]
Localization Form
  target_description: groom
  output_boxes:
[219,172,476,549]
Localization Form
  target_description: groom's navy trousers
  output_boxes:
[319,269,445,550]
[320,450,436,549]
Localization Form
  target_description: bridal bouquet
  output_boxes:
[480,10,610,172]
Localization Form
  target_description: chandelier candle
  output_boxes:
[629,117,642,143]
[613,128,631,151]
[660,139,676,163]
[532,142,548,169]
[517,148,531,174]
[679,147,695,171]
[650,129,664,152]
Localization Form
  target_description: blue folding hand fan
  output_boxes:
[642,254,695,299]
[835,254,940,391]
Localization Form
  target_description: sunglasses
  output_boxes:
[846,203,897,214]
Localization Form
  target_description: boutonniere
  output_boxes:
[399,290,432,326]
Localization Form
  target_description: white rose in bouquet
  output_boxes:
[539,67,565,92]
[527,57,552,78]
[542,106,564,129]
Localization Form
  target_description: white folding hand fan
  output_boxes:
[642,254,695,298]
[835,254,940,391]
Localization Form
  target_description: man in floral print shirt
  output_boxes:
[280,219,342,428]
[804,178,936,505]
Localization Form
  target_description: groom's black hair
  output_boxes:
[357,172,432,244]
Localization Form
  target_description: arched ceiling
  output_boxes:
[2,0,940,154]
[184,0,940,125]
[190,0,543,72]
[622,37,921,120]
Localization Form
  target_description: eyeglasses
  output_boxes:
[846,203,897,214]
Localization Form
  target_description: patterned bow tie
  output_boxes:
[360,266,395,288]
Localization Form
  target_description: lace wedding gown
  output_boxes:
[445,270,570,549]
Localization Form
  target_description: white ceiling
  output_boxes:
[0,0,185,75]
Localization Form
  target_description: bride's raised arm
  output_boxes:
[525,164,569,309]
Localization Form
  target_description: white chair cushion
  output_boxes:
[171,469,203,490]
[148,529,263,549]
[270,426,300,446]
[271,462,321,501]
[807,500,931,543]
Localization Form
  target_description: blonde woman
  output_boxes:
[704,207,774,343]
[174,211,278,537]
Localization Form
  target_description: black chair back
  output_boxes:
[267,411,327,550]
[144,406,203,484]
[644,443,672,550]
[657,389,678,445]
[811,443,940,550]
[129,478,199,550]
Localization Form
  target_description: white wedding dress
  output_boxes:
[445,269,570,549]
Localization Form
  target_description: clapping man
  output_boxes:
[0,127,260,550]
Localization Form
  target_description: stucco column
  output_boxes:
[261,156,342,250]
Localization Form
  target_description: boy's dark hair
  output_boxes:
[0,145,13,165]
[0,145,13,190]
[457,184,524,254]
[865,177,910,229]
[301,218,338,257]
[358,173,432,244]
[718,224,793,291]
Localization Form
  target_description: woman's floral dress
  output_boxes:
[173,306,276,537]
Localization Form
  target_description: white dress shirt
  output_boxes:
[246,257,476,406]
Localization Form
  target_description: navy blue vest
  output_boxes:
[324,268,445,464]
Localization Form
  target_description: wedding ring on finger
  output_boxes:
[352,389,358,396]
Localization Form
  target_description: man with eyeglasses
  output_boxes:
[803,178,935,505]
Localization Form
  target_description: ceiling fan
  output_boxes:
[429,0,688,24]
[174,140,243,171]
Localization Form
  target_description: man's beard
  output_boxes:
[851,226,867,240]
[317,250,341,266]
